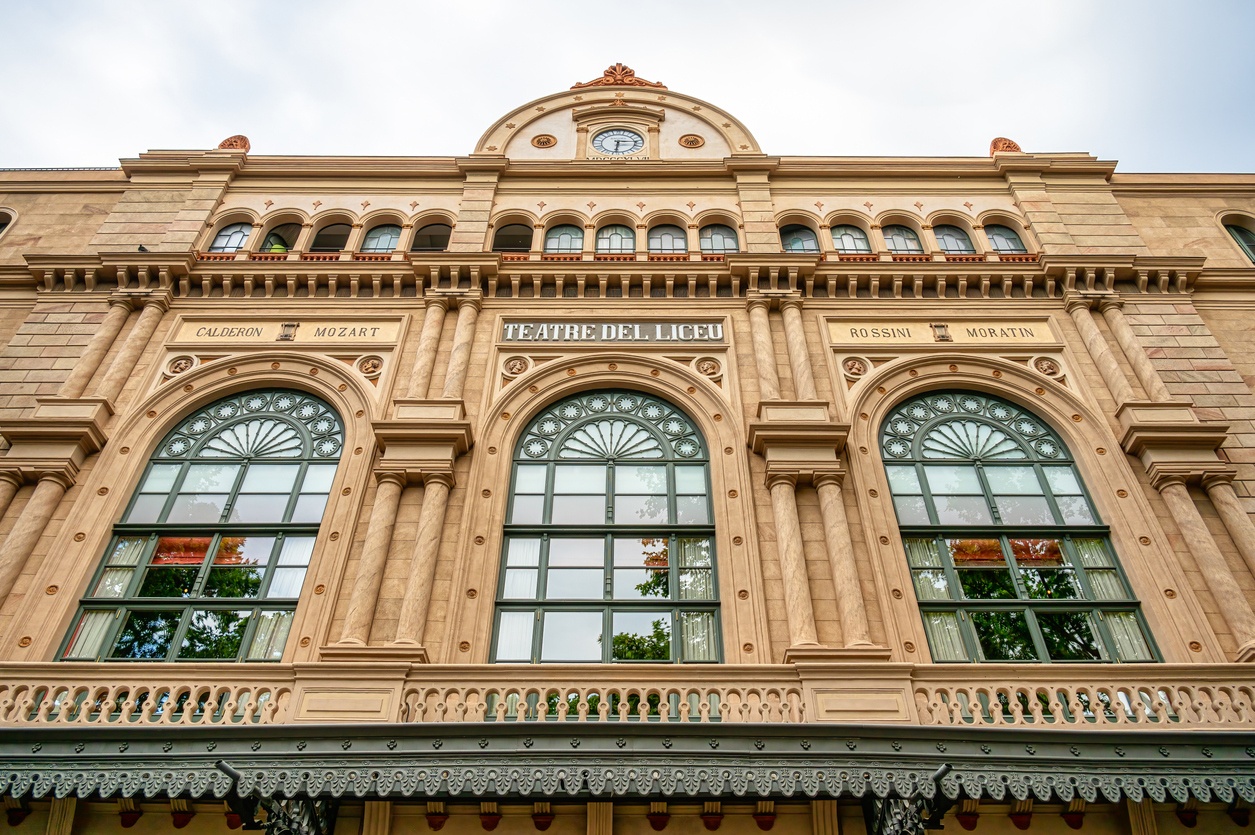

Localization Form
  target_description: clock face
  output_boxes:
[592,129,644,156]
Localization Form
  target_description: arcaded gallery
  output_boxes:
[0,65,1254,834]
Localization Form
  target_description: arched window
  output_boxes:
[596,224,635,254]
[699,224,739,254]
[986,224,1028,254]
[934,224,976,254]
[310,223,352,252]
[495,390,719,664]
[361,224,401,253]
[493,224,534,252]
[883,225,924,254]
[648,225,687,253]
[544,224,584,253]
[881,391,1154,663]
[260,223,301,253]
[0,210,11,238]
[61,390,344,663]
[412,223,452,252]
[208,222,252,253]
[831,224,872,254]
[1226,224,1255,263]
[780,224,819,253]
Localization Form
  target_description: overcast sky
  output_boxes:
[2,1,1252,172]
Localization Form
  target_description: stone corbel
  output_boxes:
[1118,401,1229,474]
[0,397,113,476]
[372,417,474,474]
[747,403,847,468]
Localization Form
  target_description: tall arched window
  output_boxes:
[883,225,924,254]
[495,390,719,663]
[545,224,584,253]
[1226,223,1255,263]
[831,224,872,254]
[881,391,1154,663]
[61,390,344,662]
[260,223,301,253]
[780,224,819,253]
[596,224,635,253]
[361,224,401,252]
[648,225,687,253]
[934,224,976,254]
[208,222,252,253]
[310,223,352,252]
[699,224,739,254]
[493,224,534,252]
[412,223,452,252]
[985,224,1028,254]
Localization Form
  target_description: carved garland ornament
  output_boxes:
[571,64,667,90]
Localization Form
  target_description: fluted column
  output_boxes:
[0,473,71,604]
[1064,294,1135,406]
[46,798,76,835]
[391,472,454,645]
[779,298,818,400]
[94,294,170,403]
[362,802,392,835]
[407,296,450,398]
[440,297,481,399]
[58,296,133,398]
[1203,473,1255,588]
[1098,297,1173,402]
[747,299,781,401]
[338,472,407,645]
[765,472,819,648]
[1154,474,1255,658]
[813,472,872,646]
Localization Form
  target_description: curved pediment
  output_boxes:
[473,65,761,160]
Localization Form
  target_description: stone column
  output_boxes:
[765,472,820,648]
[46,798,77,835]
[1202,473,1255,587]
[94,294,170,403]
[0,472,23,527]
[1154,474,1255,658]
[338,472,407,645]
[1064,294,1136,407]
[58,296,133,398]
[1125,799,1158,835]
[0,473,70,604]
[747,298,781,401]
[779,298,818,400]
[362,801,392,835]
[587,803,613,835]
[407,296,450,398]
[813,472,872,646]
[440,297,480,399]
[1098,297,1173,402]
[390,472,454,646]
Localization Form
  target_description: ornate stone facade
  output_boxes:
[0,66,1254,835]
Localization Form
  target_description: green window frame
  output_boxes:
[881,391,1156,663]
[1226,223,1255,263]
[493,390,720,664]
[60,389,344,663]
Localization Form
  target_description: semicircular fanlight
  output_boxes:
[200,418,304,458]
[559,419,664,459]
[920,420,1027,460]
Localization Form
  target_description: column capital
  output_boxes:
[1062,291,1094,314]
[453,293,483,312]
[135,289,173,313]
[421,470,456,489]
[1096,295,1126,313]
[746,297,772,313]
[779,296,805,314]
[1202,470,1238,491]
[374,469,410,489]
[812,468,847,490]
[0,470,24,489]
[106,294,136,312]
[1149,471,1190,492]
[765,470,799,490]
[422,294,451,312]
[33,469,76,491]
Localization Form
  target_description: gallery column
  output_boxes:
[765,472,820,649]
[338,472,408,645]
[813,471,873,646]
[441,296,480,399]
[1097,296,1173,402]
[747,298,781,400]
[390,472,455,647]
[58,295,134,398]
[779,298,818,400]
[407,296,449,398]
[1064,293,1135,406]
[95,292,170,403]
[0,473,72,604]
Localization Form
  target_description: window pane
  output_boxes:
[885,466,921,494]
[507,538,542,567]
[215,536,275,565]
[138,567,199,598]
[985,466,1042,494]
[922,612,968,661]
[110,610,182,659]
[933,496,992,524]
[496,611,535,661]
[125,494,167,523]
[614,494,669,524]
[551,495,607,524]
[514,465,547,493]
[616,465,666,494]
[182,464,241,492]
[204,565,264,598]
[179,609,250,659]
[541,611,602,660]
[152,537,213,565]
[548,539,603,566]
[675,496,709,524]
[970,611,1037,660]
[510,495,544,524]
[893,496,930,525]
[1055,496,1096,525]
[924,465,981,493]
[1021,569,1081,599]
[1042,467,1082,495]
[266,568,307,598]
[289,494,329,523]
[615,568,669,599]
[1107,612,1154,661]
[1087,570,1125,599]
[93,568,134,598]
[301,464,337,493]
[912,570,952,601]
[64,610,114,659]
[141,464,182,493]
[546,569,603,599]
[1037,612,1104,661]
[679,611,717,661]
[611,611,672,660]
[230,494,290,523]
[503,569,538,599]
[167,494,229,523]
[678,569,714,600]
[674,466,705,493]
[554,465,606,493]
[614,537,668,565]
[904,538,941,567]
[277,536,316,565]
[240,464,300,493]
[958,570,1018,599]
[994,496,1054,525]
[247,611,293,660]
[1073,538,1114,568]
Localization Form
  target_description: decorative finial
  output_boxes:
[217,135,250,152]
[571,64,666,90]
[989,137,1022,155]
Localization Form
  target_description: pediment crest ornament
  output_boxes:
[572,64,667,90]
[989,136,1022,154]
[217,134,251,152]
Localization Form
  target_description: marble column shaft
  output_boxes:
[814,474,872,646]
[780,299,818,400]
[1099,298,1173,402]
[0,473,23,531]
[0,475,69,604]
[1156,477,1255,651]
[766,473,819,647]
[1203,475,1255,588]
[95,300,167,403]
[1065,296,1135,406]
[58,298,133,398]
[391,473,454,645]
[747,300,781,400]
[441,299,480,399]
[339,473,406,645]
[407,297,449,399]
